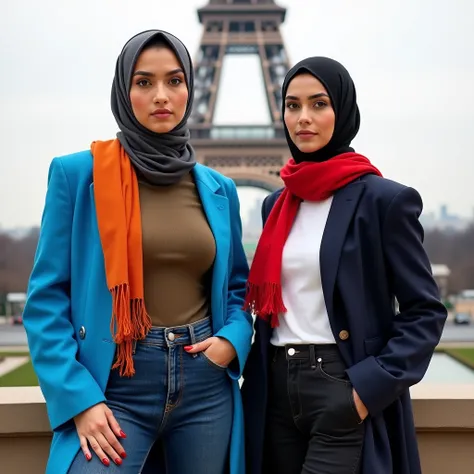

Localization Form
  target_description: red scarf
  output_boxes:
[244,152,382,328]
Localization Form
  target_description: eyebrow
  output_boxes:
[132,68,184,77]
[285,93,330,101]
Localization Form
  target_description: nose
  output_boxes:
[153,83,169,104]
[297,106,311,125]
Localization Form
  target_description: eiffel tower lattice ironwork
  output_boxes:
[189,0,291,191]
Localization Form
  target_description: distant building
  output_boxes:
[5,292,26,317]
[454,290,474,316]
[420,205,471,232]
[431,264,451,300]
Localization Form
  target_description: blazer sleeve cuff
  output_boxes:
[48,380,106,431]
[346,355,405,416]
[215,317,252,380]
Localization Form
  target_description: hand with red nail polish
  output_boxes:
[74,403,126,465]
[184,336,236,368]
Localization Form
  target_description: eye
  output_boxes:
[314,100,328,108]
[136,79,151,87]
[170,77,184,86]
[285,102,299,110]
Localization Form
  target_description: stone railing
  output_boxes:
[1,384,474,473]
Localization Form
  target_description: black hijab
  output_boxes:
[111,30,196,186]
[281,56,360,163]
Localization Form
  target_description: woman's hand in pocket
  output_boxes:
[74,403,127,466]
[184,336,236,367]
[352,389,368,421]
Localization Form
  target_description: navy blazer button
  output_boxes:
[79,326,86,340]
[338,330,349,341]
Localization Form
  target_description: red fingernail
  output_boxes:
[102,458,110,466]
[120,430,127,438]
[184,346,193,351]
[115,458,122,465]
[86,453,92,461]
[121,451,127,459]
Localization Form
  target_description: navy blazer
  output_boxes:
[241,174,447,474]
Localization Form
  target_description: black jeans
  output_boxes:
[265,344,365,474]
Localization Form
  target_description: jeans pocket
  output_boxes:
[316,358,362,431]
[317,382,362,433]
[200,351,228,371]
[317,357,350,385]
[318,365,351,384]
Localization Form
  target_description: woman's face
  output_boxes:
[129,46,188,134]
[284,73,335,153]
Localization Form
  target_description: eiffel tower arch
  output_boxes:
[189,0,291,193]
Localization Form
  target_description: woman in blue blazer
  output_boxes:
[241,57,447,474]
[23,29,252,474]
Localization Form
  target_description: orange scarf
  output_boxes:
[91,139,152,377]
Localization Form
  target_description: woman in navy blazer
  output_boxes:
[23,30,252,474]
[241,57,447,474]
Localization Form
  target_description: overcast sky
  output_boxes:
[1,0,473,228]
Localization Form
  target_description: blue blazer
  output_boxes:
[241,175,447,474]
[23,150,253,474]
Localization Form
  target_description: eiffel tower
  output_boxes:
[189,0,291,192]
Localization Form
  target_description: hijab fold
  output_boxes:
[282,57,361,163]
[111,29,196,186]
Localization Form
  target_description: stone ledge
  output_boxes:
[410,383,474,430]
[1,384,473,435]
[1,385,474,474]
[0,387,50,435]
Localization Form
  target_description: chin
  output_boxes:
[297,142,322,154]
[146,122,176,134]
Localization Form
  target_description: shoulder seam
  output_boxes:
[55,158,73,210]
[382,186,412,234]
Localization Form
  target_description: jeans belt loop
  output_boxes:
[188,323,198,358]
[309,344,316,369]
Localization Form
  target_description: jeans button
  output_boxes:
[168,332,175,342]
[287,348,295,356]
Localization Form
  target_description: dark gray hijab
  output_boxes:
[111,30,196,186]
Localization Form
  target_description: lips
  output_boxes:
[296,130,316,136]
[151,108,172,115]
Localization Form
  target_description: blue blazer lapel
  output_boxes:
[320,182,365,320]
[193,165,230,327]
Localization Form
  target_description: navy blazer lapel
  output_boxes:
[320,182,365,320]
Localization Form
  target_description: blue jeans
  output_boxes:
[69,317,233,473]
